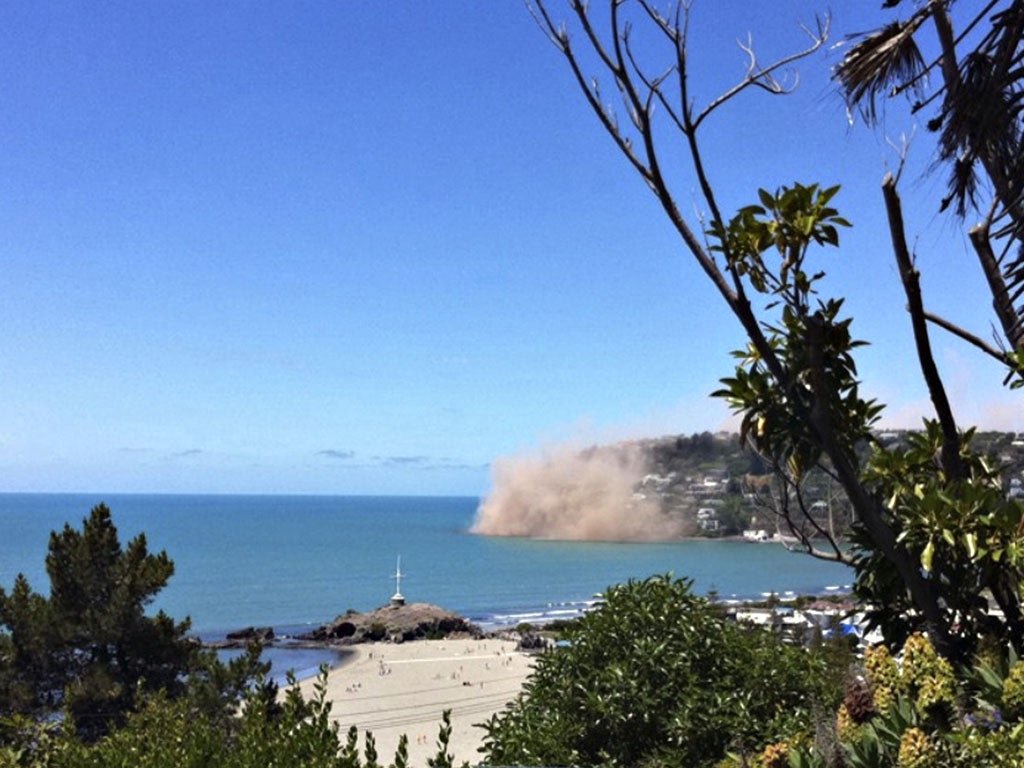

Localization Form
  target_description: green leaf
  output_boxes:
[817,184,840,205]
[921,539,935,572]
[737,204,766,216]
[964,532,977,559]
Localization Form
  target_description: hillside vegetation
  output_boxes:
[622,430,1024,539]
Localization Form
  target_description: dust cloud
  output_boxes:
[471,442,686,542]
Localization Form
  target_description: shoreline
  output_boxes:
[211,585,854,692]
[272,592,859,765]
[197,586,855,649]
[207,585,855,652]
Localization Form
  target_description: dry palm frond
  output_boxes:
[832,1,1024,360]
[938,48,1022,215]
[835,17,927,123]
[947,1,1024,351]
[938,156,979,215]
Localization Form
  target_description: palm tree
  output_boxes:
[835,0,1024,371]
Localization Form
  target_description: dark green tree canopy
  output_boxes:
[0,503,196,740]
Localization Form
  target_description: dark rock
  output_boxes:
[299,626,327,642]
[225,626,275,642]
[298,602,481,645]
[204,625,276,649]
[328,621,357,639]
[517,632,548,651]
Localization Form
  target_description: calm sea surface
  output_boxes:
[0,493,852,638]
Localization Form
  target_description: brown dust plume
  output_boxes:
[471,442,686,542]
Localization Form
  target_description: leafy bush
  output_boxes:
[480,574,839,768]
[747,634,1024,767]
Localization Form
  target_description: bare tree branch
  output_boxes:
[526,1,653,182]
[693,18,829,130]
[882,172,966,481]
[923,309,1016,365]
[971,221,1024,350]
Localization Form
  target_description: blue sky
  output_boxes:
[0,1,1018,496]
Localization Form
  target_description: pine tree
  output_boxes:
[0,503,197,740]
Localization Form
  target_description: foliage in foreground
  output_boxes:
[0,504,271,744]
[733,633,1024,768]
[0,669,462,768]
[480,574,842,768]
[0,503,195,739]
[711,183,1024,663]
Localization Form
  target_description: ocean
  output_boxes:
[2,493,853,680]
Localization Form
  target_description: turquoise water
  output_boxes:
[0,493,852,636]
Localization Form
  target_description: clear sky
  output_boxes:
[0,1,1018,496]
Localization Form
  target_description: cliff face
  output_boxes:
[472,440,686,541]
[470,432,765,541]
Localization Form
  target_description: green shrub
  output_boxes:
[480,574,838,768]
[761,634,1024,767]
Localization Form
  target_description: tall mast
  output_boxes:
[390,555,405,606]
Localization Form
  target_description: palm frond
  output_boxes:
[939,157,979,215]
[835,18,927,124]
[939,49,1021,209]
[948,1,1024,348]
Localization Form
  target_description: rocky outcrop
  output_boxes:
[516,632,549,651]
[226,626,275,642]
[299,602,481,645]
[206,626,275,649]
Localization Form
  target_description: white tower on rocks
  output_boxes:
[390,556,405,606]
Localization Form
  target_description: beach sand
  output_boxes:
[296,639,535,766]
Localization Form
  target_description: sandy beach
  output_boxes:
[296,639,535,766]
